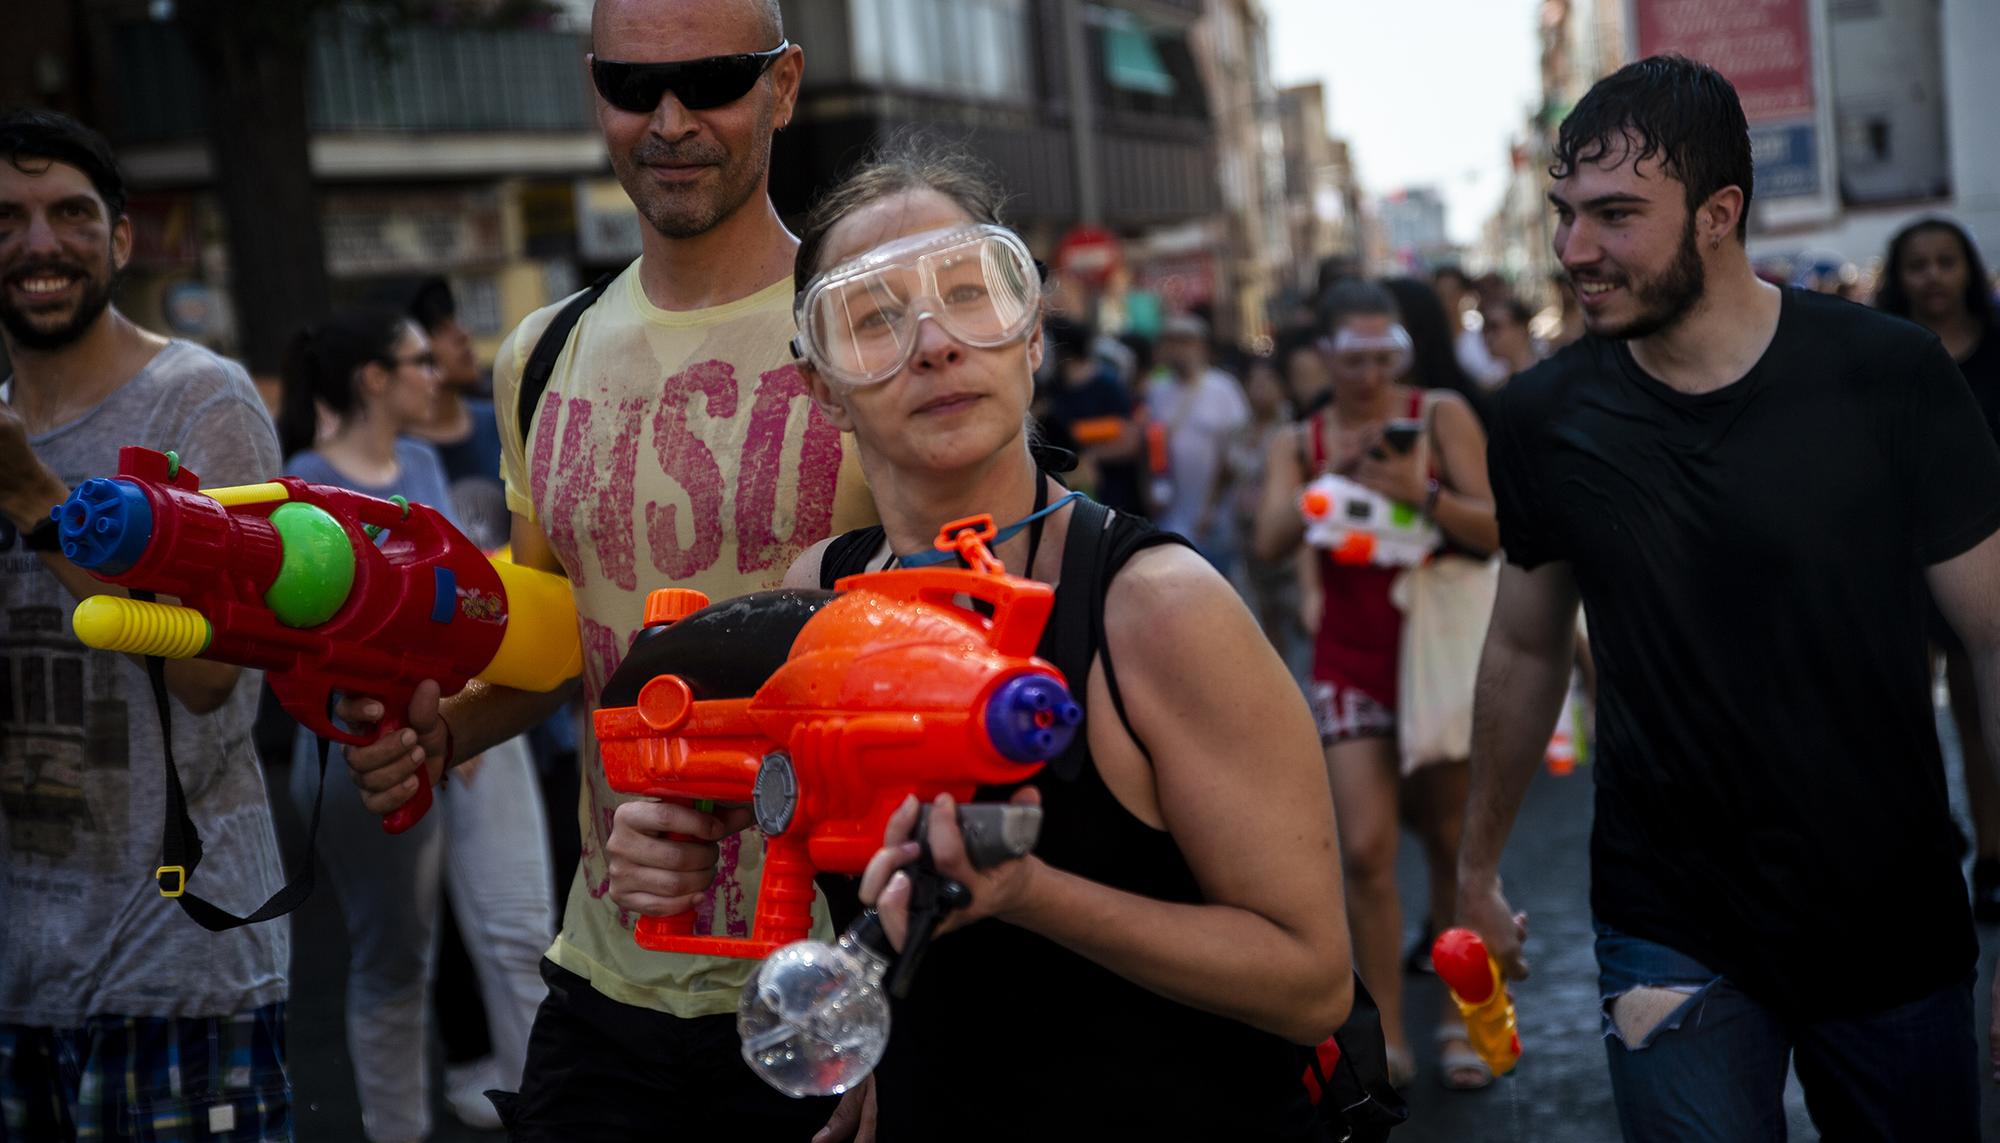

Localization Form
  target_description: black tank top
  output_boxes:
[819,497,1325,1141]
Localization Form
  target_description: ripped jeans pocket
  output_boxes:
[1592,920,1724,1050]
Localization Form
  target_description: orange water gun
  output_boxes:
[594,515,1082,958]
[1431,927,1522,1076]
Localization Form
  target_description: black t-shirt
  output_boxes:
[1956,320,2000,444]
[1488,288,2000,1019]
[1039,369,1148,518]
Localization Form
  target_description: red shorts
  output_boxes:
[1307,678,1395,744]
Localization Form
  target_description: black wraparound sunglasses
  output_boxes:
[589,41,790,113]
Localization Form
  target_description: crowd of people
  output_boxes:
[5,2,2000,1140]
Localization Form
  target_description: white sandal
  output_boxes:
[1435,1023,1494,1091]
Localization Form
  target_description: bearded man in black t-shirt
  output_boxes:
[1456,55,2000,1141]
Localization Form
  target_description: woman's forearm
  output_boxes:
[1002,857,1352,1045]
[1430,487,1499,555]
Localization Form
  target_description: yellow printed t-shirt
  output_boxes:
[496,264,870,1017]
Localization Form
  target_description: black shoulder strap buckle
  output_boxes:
[144,650,326,931]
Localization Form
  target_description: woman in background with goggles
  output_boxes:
[779,141,1355,1139]
[1252,279,1501,1092]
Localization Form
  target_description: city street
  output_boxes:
[1385,731,1997,1140]
[273,702,2000,1142]
[9,2,2000,1141]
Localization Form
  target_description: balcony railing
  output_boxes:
[111,18,595,144]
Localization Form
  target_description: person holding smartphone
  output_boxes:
[1254,279,1500,1090]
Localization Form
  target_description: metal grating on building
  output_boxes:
[111,17,594,143]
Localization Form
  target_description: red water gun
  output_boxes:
[1432,927,1522,1076]
[52,446,581,835]
[594,515,1083,959]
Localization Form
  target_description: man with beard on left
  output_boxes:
[0,109,293,1141]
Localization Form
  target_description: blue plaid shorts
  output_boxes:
[0,1003,290,1142]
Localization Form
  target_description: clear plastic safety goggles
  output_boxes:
[792,224,1041,388]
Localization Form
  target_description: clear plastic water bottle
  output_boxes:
[738,913,895,1097]
[739,805,1043,1097]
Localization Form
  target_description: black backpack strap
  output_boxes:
[1043,498,1109,780]
[1088,512,1186,766]
[817,526,888,589]
[516,271,618,453]
[1039,498,1185,775]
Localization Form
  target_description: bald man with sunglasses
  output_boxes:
[338,1,874,1137]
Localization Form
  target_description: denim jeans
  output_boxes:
[1593,921,1979,1143]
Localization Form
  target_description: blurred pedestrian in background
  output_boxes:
[1255,279,1500,1091]
[1229,350,1307,674]
[1479,295,1544,382]
[1145,312,1250,569]
[1036,315,1147,518]
[401,276,569,1130]
[1877,216,2000,925]
[1385,276,1490,423]
[1433,266,1507,388]
[1277,323,1334,417]
[404,278,505,551]
[278,306,553,1141]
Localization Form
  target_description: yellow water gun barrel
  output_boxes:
[1433,927,1522,1076]
[74,557,578,690]
[480,561,584,691]
[72,596,213,659]
[1451,957,1521,1077]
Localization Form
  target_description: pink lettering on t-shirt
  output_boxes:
[591,397,648,591]
[535,394,644,592]
[578,613,623,902]
[540,396,596,588]
[579,616,634,902]
[585,799,615,901]
[528,392,564,524]
[720,835,750,935]
[735,363,844,573]
[577,615,623,705]
[704,834,749,936]
[646,360,736,580]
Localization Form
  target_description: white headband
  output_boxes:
[1322,324,1414,356]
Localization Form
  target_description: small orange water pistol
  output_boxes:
[1431,927,1521,1076]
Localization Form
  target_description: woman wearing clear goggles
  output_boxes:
[763,148,1355,1140]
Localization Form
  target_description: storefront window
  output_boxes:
[851,0,1031,101]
